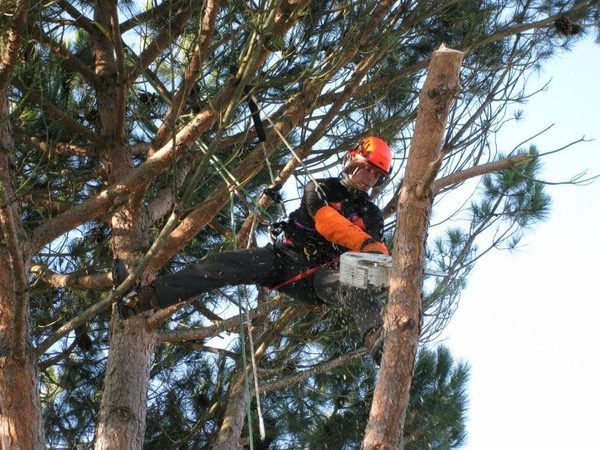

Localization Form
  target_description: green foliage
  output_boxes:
[405,346,470,450]
[481,148,551,227]
[471,147,551,253]
[249,344,469,450]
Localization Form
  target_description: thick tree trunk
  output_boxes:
[0,92,45,449]
[362,45,464,450]
[95,315,155,450]
[0,358,43,450]
[0,264,45,450]
[95,207,156,450]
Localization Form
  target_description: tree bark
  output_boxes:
[95,315,156,450]
[0,6,45,446]
[362,45,464,450]
[0,91,45,449]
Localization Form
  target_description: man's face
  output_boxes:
[345,162,384,191]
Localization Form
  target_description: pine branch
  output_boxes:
[33,26,102,89]
[35,295,113,357]
[12,78,102,144]
[21,195,72,214]
[259,350,364,394]
[57,0,97,36]
[119,0,191,33]
[38,336,78,370]
[152,0,220,150]
[156,298,285,341]
[16,133,92,157]
[125,3,195,84]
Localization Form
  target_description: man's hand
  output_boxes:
[360,239,388,255]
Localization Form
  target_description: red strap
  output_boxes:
[269,260,337,291]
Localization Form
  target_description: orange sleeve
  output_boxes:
[314,205,373,251]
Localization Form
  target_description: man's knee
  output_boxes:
[312,269,342,305]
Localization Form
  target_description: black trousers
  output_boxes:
[150,245,382,338]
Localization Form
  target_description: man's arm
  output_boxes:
[313,205,388,255]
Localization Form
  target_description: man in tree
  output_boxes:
[117,136,392,363]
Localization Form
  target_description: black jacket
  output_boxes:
[283,177,384,263]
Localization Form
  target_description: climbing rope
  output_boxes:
[259,111,328,202]
[230,192,256,448]
[243,215,267,442]
[197,141,275,227]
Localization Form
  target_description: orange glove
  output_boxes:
[360,239,388,255]
[314,205,374,251]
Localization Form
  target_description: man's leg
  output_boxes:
[152,247,279,307]
[312,269,384,363]
[117,247,280,315]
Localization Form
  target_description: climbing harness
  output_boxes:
[268,258,338,291]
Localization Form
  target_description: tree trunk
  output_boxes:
[95,315,156,450]
[362,45,464,450]
[0,263,45,450]
[0,91,45,449]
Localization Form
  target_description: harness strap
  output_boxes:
[269,260,337,291]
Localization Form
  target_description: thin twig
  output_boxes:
[259,350,364,394]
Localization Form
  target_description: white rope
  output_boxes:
[260,113,327,200]
[245,214,266,440]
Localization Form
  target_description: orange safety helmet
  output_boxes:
[343,136,392,175]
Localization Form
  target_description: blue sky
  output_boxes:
[439,36,600,449]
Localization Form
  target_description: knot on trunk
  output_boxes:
[110,405,135,422]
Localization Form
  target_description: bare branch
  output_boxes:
[259,350,364,394]
[474,2,594,49]
[433,154,533,193]
[157,298,285,342]
[30,264,112,290]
